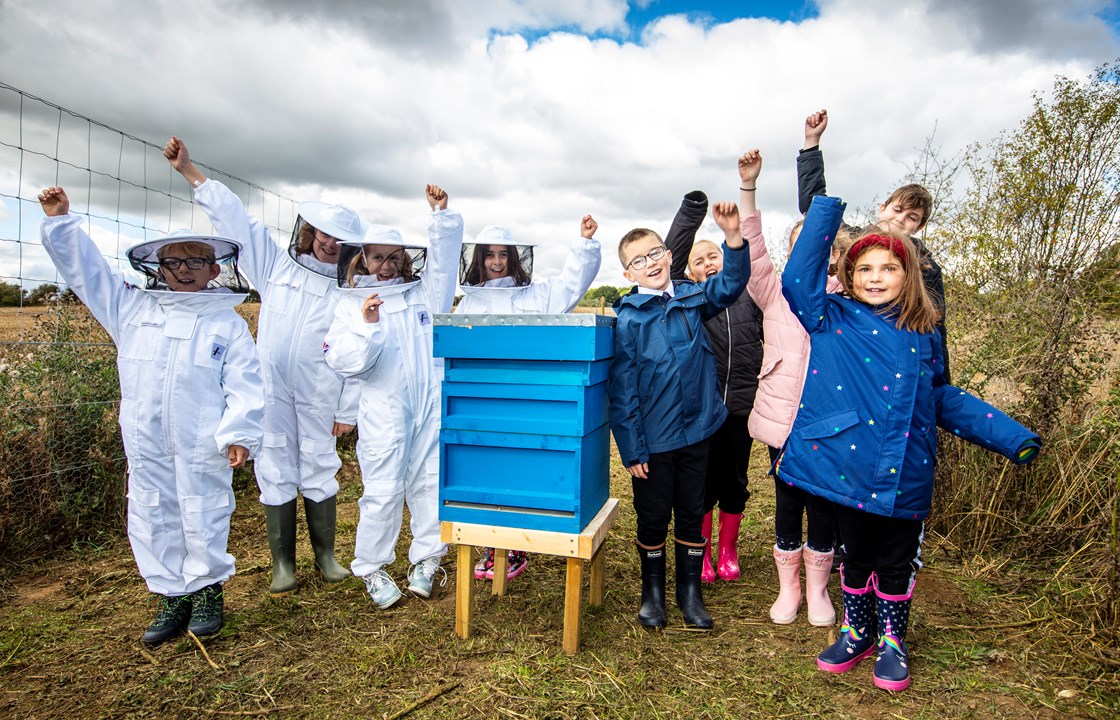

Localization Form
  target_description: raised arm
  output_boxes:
[699,201,750,319]
[38,186,139,344]
[422,184,464,313]
[539,215,602,313]
[735,150,780,308]
[665,190,708,282]
[797,109,828,215]
[781,195,846,334]
[166,137,279,286]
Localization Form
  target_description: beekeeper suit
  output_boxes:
[454,224,602,314]
[39,216,264,598]
[323,206,462,602]
[188,176,361,594]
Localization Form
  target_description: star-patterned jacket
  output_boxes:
[775,196,1040,520]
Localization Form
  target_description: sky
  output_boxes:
[1,0,1118,291]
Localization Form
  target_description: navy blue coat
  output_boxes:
[608,242,751,466]
[776,196,1040,520]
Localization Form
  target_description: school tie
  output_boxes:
[661,291,671,302]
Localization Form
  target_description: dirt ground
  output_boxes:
[1,443,1115,720]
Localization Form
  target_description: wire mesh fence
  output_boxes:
[0,82,295,562]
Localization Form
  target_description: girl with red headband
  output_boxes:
[777,195,1041,692]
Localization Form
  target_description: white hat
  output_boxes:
[126,229,241,264]
[297,201,364,244]
[344,224,430,249]
[473,224,538,248]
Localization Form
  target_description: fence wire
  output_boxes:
[0,82,294,560]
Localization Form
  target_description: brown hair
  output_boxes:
[618,228,661,267]
[158,240,215,263]
[463,244,530,286]
[836,228,940,333]
[883,184,933,230]
[295,221,317,256]
[346,246,417,287]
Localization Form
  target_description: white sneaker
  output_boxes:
[407,557,447,598]
[362,569,402,609]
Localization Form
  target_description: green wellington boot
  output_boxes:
[304,496,351,582]
[265,500,299,596]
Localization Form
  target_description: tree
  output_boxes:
[579,285,623,307]
[934,60,1120,432]
[0,282,27,307]
[26,283,60,305]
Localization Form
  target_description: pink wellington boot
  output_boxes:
[770,546,802,624]
[701,512,716,584]
[803,548,837,626]
[716,511,743,581]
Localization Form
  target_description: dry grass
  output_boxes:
[0,443,1115,719]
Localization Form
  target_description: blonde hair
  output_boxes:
[836,228,940,333]
[158,241,215,263]
[346,246,416,287]
[685,240,722,281]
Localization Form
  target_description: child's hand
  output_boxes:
[362,293,384,323]
[626,462,649,479]
[738,149,762,186]
[426,184,448,211]
[712,201,741,235]
[163,136,191,171]
[228,444,249,468]
[804,109,828,148]
[38,186,70,216]
[163,136,207,186]
[332,422,356,437]
[580,214,598,239]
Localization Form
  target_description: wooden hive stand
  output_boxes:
[440,498,619,655]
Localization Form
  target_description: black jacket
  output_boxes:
[665,191,764,416]
[796,147,951,383]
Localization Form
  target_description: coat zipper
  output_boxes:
[723,308,731,403]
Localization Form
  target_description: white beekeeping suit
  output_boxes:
[39,216,264,597]
[192,180,360,507]
[324,207,462,587]
[454,224,602,314]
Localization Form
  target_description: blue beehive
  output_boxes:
[434,313,615,533]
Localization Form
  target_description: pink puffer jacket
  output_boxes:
[742,211,841,449]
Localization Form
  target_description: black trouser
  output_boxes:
[703,414,751,514]
[632,439,710,548]
[832,502,923,595]
[769,445,835,552]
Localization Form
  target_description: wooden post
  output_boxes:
[588,545,606,607]
[455,543,474,639]
[562,557,584,655]
[492,550,508,596]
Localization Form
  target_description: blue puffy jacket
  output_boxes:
[608,242,750,466]
[776,196,1040,520]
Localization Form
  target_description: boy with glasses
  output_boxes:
[608,198,751,630]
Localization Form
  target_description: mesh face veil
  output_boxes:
[459,226,534,288]
[127,231,250,293]
[289,201,365,278]
[337,225,429,289]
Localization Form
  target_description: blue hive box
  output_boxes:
[434,313,615,534]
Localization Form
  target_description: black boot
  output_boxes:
[674,539,713,629]
[265,500,298,597]
[304,496,351,582]
[188,583,224,637]
[636,543,667,629]
[141,594,192,646]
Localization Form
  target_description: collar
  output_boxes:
[636,282,674,297]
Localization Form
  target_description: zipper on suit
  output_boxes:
[163,339,179,452]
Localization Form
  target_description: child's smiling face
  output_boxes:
[362,244,406,281]
[687,241,723,280]
[157,248,219,292]
[877,201,925,236]
[622,234,672,291]
[850,246,905,306]
[483,245,511,280]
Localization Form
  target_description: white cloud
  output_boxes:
[0,0,1115,291]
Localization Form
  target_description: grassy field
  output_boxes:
[0,440,1114,720]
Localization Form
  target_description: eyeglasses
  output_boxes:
[159,257,212,270]
[626,246,667,271]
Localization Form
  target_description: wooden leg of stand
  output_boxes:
[562,557,583,655]
[492,550,508,596]
[589,546,606,607]
[455,544,474,639]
